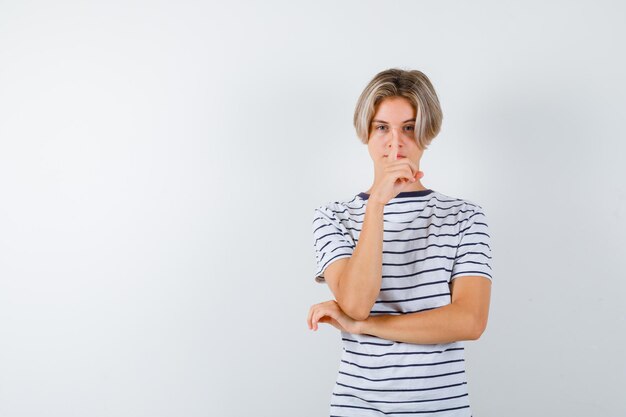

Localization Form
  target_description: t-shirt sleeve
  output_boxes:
[451,205,493,281]
[311,205,354,284]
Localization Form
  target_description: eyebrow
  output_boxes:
[371,119,415,124]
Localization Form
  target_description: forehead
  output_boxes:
[371,97,416,122]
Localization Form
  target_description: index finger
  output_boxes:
[307,305,315,329]
[388,146,398,161]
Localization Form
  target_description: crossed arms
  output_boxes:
[319,200,492,344]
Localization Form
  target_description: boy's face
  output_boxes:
[367,96,424,170]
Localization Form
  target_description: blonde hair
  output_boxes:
[353,68,443,150]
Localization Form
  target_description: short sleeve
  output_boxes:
[451,206,493,282]
[311,205,354,284]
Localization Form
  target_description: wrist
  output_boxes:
[366,200,386,212]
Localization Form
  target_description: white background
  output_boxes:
[1,1,625,416]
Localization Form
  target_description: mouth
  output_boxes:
[385,155,406,158]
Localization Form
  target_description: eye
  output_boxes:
[404,125,415,131]
[375,125,388,131]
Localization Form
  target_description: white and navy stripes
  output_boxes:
[311,189,492,416]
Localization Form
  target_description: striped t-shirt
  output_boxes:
[311,188,492,417]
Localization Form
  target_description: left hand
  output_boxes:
[307,300,363,334]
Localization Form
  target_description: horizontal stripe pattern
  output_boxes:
[312,205,356,283]
[311,190,492,416]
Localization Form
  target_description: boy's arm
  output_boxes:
[324,201,386,321]
[357,276,492,344]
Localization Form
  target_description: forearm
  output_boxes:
[358,303,479,344]
[338,202,385,320]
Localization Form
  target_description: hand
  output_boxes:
[369,147,424,205]
[307,300,363,334]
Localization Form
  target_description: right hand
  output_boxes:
[369,148,424,206]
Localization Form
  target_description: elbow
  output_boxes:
[344,302,371,322]
[469,315,488,340]
[335,283,375,322]
[350,308,370,322]
[337,298,371,321]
